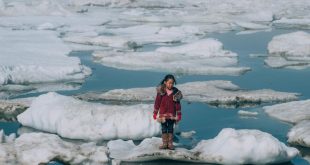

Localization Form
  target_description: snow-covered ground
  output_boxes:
[108,128,299,164]
[265,31,310,69]
[0,130,109,165]
[76,80,298,106]
[17,92,161,141]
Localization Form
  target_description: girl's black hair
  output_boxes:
[160,74,177,85]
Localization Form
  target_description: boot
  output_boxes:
[159,133,168,149]
[167,133,174,150]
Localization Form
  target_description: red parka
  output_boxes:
[153,85,183,121]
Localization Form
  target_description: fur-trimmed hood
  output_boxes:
[156,85,183,102]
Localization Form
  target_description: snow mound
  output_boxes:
[17,92,161,141]
[265,31,310,69]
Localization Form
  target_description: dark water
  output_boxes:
[1,29,310,164]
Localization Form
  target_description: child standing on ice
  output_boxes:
[153,74,183,150]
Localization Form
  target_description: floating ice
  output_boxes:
[264,99,310,124]
[288,120,310,147]
[93,39,251,76]
[0,131,108,165]
[76,80,298,107]
[17,92,161,141]
[0,97,34,121]
[265,31,310,69]
[273,18,310,30]
[108,128,299,164]
[0,29,91,85]
[238,110,258,116]
[179,131,196,139]
[63,32,137,49]
[0,81,83,99]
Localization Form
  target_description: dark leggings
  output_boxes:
[161,119,175,133]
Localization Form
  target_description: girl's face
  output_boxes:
[164,79,174,90]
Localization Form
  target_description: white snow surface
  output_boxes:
[17,92,161,141]
[108,128,299,164]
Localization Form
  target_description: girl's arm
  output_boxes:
[153,93,162,115]
[175,101,182,121]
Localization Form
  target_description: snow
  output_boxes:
[0,0,71,16]
[17,92,161,141]
[108,128,299,164]
[288,120,310,147]
[102,25,202,45]
[76,80,298,106]
[265,31,310,69]
[0,130,109,165]
[0,29,91,86]
[93,39,251,76]
[264,99,310,124]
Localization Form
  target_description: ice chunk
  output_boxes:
[0,29,91,85]
[17,92,161,140]
[265,31,310,69]
[108,128,299,164]
[63,32,137,49]
[103,25,202,45]
[0,131,108,165]
[0,81,83,99]
[0,97,34,121]
[264,99,310,124]
[238,110,258,116]
[234,21,271,30]
[288,120,310,147]
[76,80,299,107]
[273,18,310,30]
[93,39,251,76]
[179,131,196,139]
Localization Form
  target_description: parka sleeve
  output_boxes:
[153,93,161,114]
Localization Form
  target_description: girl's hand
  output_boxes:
[176,114,181,122]
[153,113,157,120]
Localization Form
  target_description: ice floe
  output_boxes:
[264,99,310,124]
[108,128,299,164]
[238,110,258,116]
[288,120,310,148]
[273,18,310,30]
[17,92,161,141]
[0,130,108,165]
[93,39,251,76]
[265,31,310,69]
[76,80,298,107]
[0,97,34,121]
[0,28,91,86]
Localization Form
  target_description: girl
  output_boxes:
[153,74,183,150]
